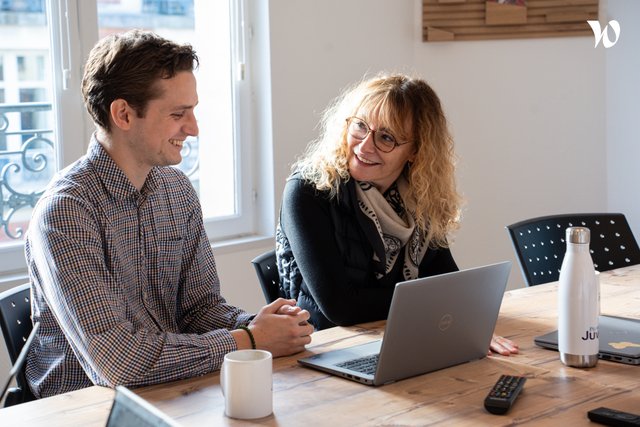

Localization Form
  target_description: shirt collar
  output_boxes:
[87,134,160,201]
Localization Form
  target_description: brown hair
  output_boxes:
[81,29,199,132]
[293,73,462,248]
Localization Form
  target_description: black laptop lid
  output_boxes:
[534,315,640,365]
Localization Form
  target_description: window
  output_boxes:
[0,0,257,277]
[17,54,45,81]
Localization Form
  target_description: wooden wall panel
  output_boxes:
[423,0,599,42]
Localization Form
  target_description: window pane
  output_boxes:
[0,0,241,250]
[96,0,237,221]
[0,89,5,151]
[0,2,55,244]
[17,54,45,81]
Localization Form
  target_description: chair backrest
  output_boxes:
[251,250,282,304]
[506,213,640,286]
[0,283,36,406]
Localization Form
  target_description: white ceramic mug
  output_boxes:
[220,349,273,419]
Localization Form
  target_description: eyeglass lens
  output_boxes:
[347,118,397,152]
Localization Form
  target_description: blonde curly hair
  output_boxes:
[293,73,461,248]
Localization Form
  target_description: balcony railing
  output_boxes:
[0,101,199,242]
[0,102,53,241]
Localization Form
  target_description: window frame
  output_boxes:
[200,0,255,240]
[0,0,264,279]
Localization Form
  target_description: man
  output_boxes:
[25,30,312,398]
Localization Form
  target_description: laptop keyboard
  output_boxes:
[337,354,379,375]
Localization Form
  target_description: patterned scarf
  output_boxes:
[355,177,429,280]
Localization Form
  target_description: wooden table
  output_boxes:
[2,265,640,426]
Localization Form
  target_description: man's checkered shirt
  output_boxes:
[25,137,252,398]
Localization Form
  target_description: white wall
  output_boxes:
[260,0,607,292]
[606,1,640,237]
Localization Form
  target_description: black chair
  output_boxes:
[251,250,282,304]
[506,213,640,286]
[0,283,36,406]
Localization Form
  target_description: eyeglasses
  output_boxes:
[345,117,411,153]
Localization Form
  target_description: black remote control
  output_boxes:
[588,407,640,426]
[483,374,526,415]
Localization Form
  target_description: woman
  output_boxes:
[276,74,517,355]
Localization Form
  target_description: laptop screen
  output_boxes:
[107,386,180,427]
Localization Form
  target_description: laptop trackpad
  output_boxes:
[300,340,382,366]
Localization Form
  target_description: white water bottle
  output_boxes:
[558,226,599,368]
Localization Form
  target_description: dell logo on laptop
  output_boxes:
[438,314,453,331]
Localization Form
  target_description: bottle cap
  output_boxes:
[566,226,590,244]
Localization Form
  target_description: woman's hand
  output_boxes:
[489,334,519,356]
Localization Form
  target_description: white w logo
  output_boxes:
[587,20,621,48]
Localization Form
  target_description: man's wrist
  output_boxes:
[238,325,256,349]
[230,328,252,350]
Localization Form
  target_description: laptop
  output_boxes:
[298,261,512,386]
[0,321,40,405]
[534,315,640,365]
[106,386,180,427]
